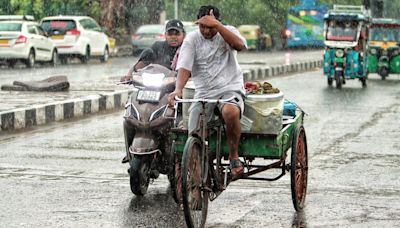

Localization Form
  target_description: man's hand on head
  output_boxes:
[195,9,219,28]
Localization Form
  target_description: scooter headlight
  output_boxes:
[370,48,377,55]
[335,49,344,58]
[142,72,165,87]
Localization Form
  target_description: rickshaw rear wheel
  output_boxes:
[290,125,308,211]
[182,136,209,228]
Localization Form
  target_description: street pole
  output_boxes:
[174,0,178,19]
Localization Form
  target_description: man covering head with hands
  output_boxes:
[168,5,247,179]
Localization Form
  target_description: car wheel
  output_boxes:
[25,50,35,68]
[100,46,109,62]
[80,46,90,64]
[51,50,59,67]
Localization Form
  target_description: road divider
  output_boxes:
[0,60,322,133]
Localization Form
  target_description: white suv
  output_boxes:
[40,16,110,63]
[0,19,58,68]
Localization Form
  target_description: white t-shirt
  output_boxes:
[176,25,247,98]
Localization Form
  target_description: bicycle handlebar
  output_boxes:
[174,96,236,104]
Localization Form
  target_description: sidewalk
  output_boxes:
[0,58,322,133]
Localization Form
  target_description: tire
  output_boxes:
[290,125,308,211]
[327,77,333,86]
[100,46,109,62]
[60,56,68,65]
[80,46,90,63]
[378,67,388,80]
[25,50,35,68]
[182,136,208,228]
[168,142,181,204]
[129,155,152,196]
[335,71,342,89]
[50,50,58,67]
[361,77,367,88]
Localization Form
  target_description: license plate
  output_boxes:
[137,90,161,102]
[51,35,64,40]
[0,39,9,44]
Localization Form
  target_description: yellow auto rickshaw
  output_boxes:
[237,25,273,51]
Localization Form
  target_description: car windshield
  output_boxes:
[0,22,22,32]
[41,20,76,35]
[136,25,164,34]
[326,21,358,41]
[369,26,400,42]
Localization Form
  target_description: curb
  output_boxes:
[242,60,322,81]
[0,90,132,132]
[0,60,322,133]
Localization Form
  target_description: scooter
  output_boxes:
[121,64,177,196]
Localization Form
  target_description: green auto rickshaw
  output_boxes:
[367,18,400,80]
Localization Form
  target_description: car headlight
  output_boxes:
[370,48,377,55]
[392,49,400,56]
[335,49,344,57]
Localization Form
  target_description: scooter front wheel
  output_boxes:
[130,155,152,196]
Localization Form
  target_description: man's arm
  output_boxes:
[214,23,246,51]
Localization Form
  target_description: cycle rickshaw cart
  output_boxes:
[322,5,370,88]
[170,92,308,228]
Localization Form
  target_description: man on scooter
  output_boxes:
[121,19,186,82]
[121,19,186,163]
[168,5,247,179]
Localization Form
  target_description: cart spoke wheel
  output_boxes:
[291,125,308,211]
[182,137,208,228]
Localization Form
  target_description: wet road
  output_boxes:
[1,70,400,227]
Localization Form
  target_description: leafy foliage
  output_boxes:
[1,0,397,42]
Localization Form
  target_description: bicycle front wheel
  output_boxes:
[182,136,209,228]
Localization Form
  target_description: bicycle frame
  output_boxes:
[174,96,236,191]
